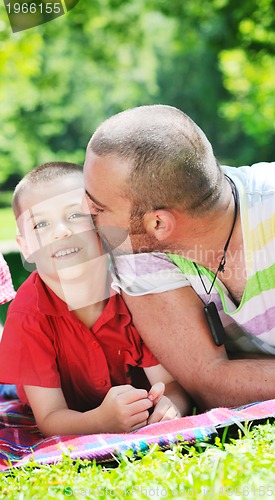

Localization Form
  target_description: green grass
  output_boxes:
[0,207,16,241]
[1,422,275,499]
[0,191,13,209]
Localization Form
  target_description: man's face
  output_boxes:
[83,149,132,227]
[83,149,148,253]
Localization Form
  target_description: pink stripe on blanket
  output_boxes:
[1,398,275,471]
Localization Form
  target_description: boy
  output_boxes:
[0,162,190,437]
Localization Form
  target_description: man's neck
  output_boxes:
[174,178,239,268]
[172,179,247,303]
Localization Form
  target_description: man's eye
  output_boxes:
[84,194,104,215]
[33,221,48,229]
[90,204,104,215]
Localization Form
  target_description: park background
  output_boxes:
[0,0,274,319]
[0,1,275,497]
[1,0,274,196]
[0,0,275,304]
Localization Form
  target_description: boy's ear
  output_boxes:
[143,209,176,241]
[16,234,35,264]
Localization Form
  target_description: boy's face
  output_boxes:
[17,173,100,280]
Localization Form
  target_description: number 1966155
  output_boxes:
[5,3,62,14]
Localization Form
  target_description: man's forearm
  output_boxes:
[191,357,275,410]
[123,289,275,410]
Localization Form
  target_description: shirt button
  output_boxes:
[99,379,107,387]
[92,341,100,348]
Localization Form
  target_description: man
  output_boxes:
[83,104,275,409]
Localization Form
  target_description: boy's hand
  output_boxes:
[98,385,153,433]
[147,382,180,425]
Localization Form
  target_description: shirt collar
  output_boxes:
[34,273,71,317]
[34,272,132,326]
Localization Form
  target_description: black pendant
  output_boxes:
[204,302,226,347]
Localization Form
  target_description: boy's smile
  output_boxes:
[53,247,80,259]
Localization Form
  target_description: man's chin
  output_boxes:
[95,224,174,255]
[125,234,164,254]
[97,226,130,253]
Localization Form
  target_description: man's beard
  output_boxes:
[128,212,162,253]
[91,212,179,256]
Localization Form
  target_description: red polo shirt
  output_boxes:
[0,272,158,412]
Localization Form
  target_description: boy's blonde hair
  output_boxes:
[13,162,83,221]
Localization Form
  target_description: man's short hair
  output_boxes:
[13,162,83,221]
[89,105,223,216]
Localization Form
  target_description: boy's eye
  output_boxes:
[33,221,49,229]
[68,212,91,220]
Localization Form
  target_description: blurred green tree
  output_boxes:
[0,0,274,189]
[149,0,275,163]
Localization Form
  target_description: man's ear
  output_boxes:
[16,234,35,263]
[143,209,176,241]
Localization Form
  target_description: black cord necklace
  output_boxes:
[194,175,239,346]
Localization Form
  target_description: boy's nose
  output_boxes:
[52,222,72,239]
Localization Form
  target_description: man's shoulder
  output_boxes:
[222,162,275,194]
[111,252,189,296]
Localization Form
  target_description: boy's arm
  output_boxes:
[144,364,191,423]
[24,384,153,436]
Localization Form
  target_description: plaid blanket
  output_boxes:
[1,397,275,471]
